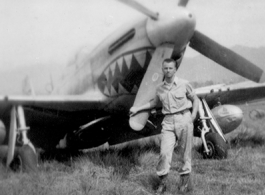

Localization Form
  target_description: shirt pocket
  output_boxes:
[173,92,185,107]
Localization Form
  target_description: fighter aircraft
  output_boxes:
[0,0,265,172]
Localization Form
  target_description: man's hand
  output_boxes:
[129,107,139,117]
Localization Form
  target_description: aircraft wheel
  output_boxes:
[0,120,6,145]
[202,132,228,159]
[18,144,38,172]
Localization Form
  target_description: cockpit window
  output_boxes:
[108,28,135,54]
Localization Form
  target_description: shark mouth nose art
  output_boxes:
[98,48,155,97]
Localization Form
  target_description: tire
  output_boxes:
[18,144,38,172]
[202,132,228,159]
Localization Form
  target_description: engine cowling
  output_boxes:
[211,105,243,134]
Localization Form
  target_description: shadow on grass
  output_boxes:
[227,116,265,149]
[85,143,160,179]
[229,127,265,148]
[229,132,265,148]
[38,141,160,179]
[137,173,160,192]
[39,148,83,162]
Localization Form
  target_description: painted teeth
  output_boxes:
[110,85,118,96]
[102,49,153,96]
[117,58,123,71]
[124,54,132,70]
[131,85,138,94]
[109,63,116,76]
[134,53,146,68]
[104,86,110,96]
[118,83,129,94]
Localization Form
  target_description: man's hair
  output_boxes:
[162,58,178,68]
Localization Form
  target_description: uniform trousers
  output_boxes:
[156,110,193,176]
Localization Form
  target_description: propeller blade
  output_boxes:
[189,30,265,83]
[117,0,158,20]
[178,0,189,7]
[129,44,174,131]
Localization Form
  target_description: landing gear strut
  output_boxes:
[197,99,228,159]
[6,105,38,172]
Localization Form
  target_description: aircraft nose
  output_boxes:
[146,7,196,52]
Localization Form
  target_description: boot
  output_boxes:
[155,174,167,194]
[178,174,193,193]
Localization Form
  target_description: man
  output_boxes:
[130,58,199,194]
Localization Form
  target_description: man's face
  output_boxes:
[162,61,176,79]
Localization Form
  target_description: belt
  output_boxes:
[164,109,190,116]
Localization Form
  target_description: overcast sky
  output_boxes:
[0,0,265,71]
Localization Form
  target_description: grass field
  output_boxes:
[0,141,265,195]
[1,101,265,195]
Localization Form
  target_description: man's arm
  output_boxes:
[186,83,199,122]
[190,95,199,122]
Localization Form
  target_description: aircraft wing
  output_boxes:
[196,81,265,108]
[0,91,109,113]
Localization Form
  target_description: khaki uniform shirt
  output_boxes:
[155,76,196,115]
